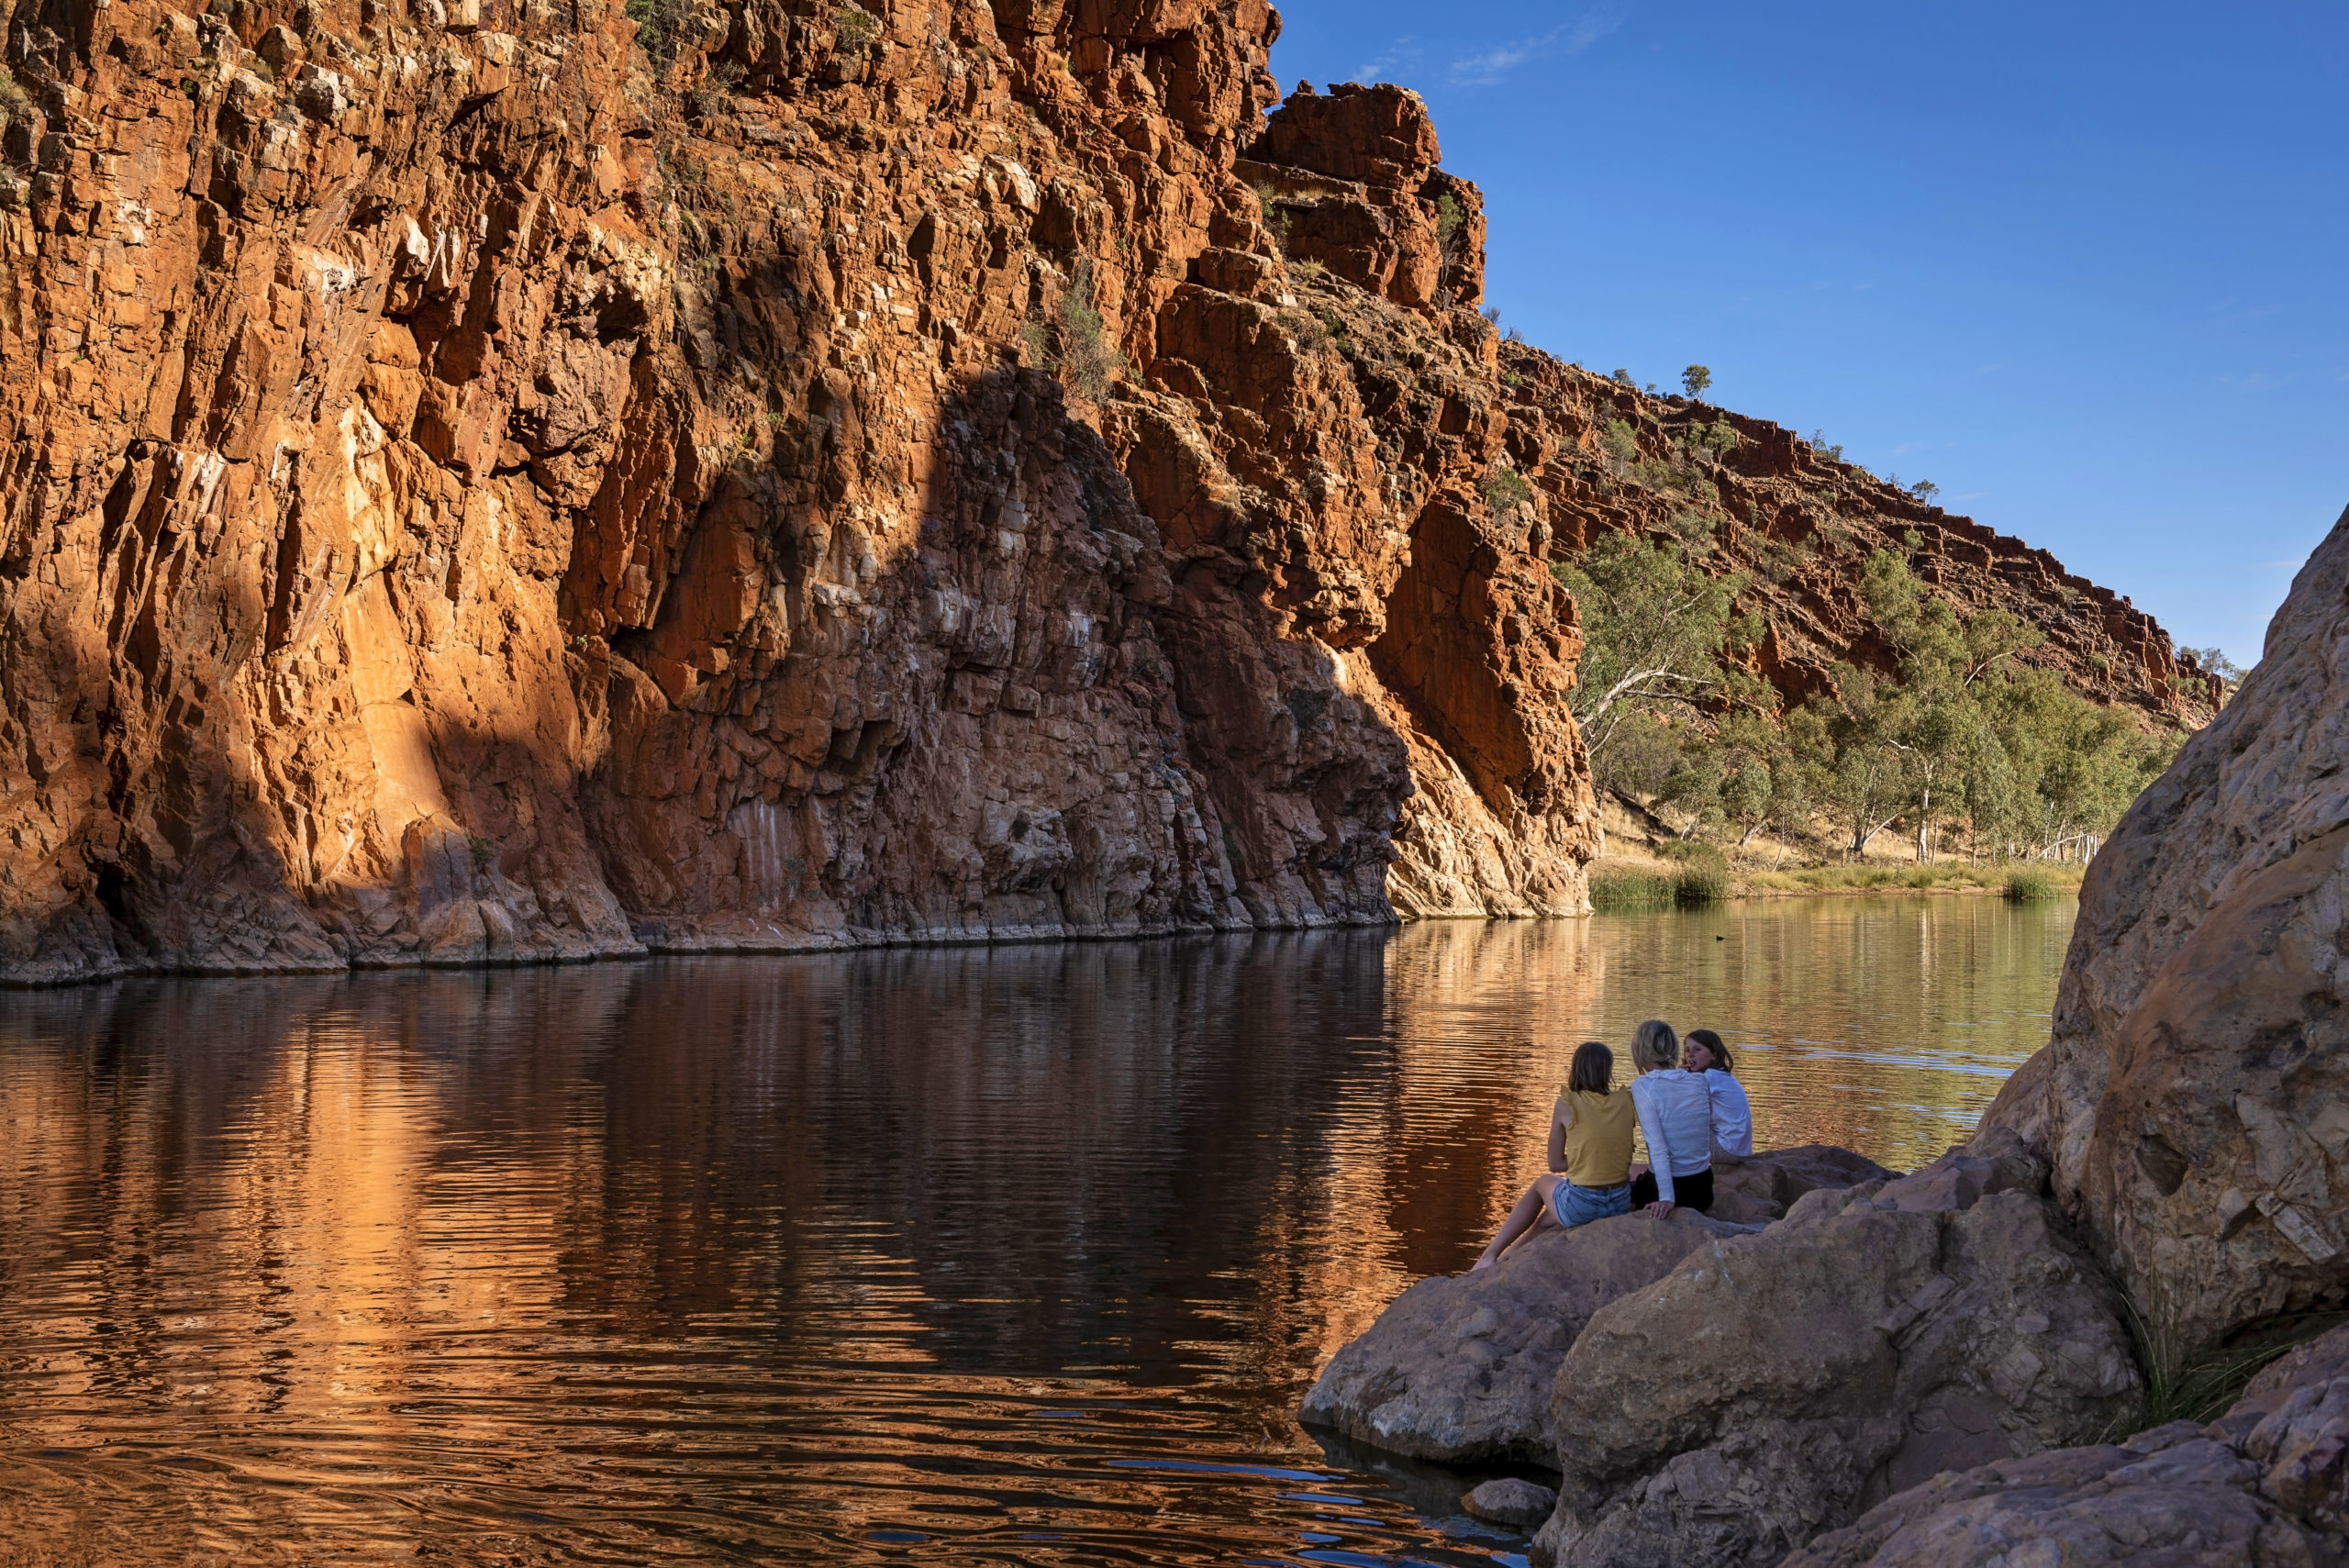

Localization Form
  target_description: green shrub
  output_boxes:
[1601,417,1640,468]
[1675,865,1731,906]
[627,0,690,61]
[1024,263,1126,402]
[1434,191,1465,248]
[834,5,883,49]
[1484,464,1534,512]
[1655,839,1725,868]
[1589,870,1676,909]
[2003,870,2055,903]
[1682,364,1712,398]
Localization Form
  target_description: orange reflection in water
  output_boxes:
[0,897,2071,1564]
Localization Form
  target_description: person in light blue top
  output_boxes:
[1625,1019,1715,1214]
[1684,1029,1753,1158]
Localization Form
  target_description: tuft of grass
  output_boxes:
[1589,869,1675,910]
[2004,870,2056,903]
[1739,862,2085,898]
[2106,1274,2347,1437]
[1675,865,1730,906]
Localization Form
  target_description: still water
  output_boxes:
[0,896,2072,1565]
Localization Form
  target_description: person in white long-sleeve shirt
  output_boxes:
[1625,1019,1715,1215]
[1684,1029,1753,1158]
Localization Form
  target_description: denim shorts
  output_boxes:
[1551,1179,1632,1230]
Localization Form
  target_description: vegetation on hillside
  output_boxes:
[1558,532,2185,865]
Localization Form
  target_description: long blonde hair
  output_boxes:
[1631,1018,1680,1073]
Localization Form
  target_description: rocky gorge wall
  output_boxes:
[0,0,1600,983]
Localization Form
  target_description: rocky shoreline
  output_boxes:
[1301,507,2349,1566]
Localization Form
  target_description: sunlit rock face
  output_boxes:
[1976,506,2349,1348]
[0,0,1598,980]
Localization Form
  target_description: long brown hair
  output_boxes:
[1687,1029,1735,1074]
[1567,1041,1614,1095]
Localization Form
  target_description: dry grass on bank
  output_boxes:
[1585,854,2085,908]
[1589,791,2091,906]
[1739,862,2087,897]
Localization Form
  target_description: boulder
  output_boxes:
[1976,505,2349,1348]
[1302,1207,1748,1465]
[1711,1143,1900,1225]
[1785,1323,2349,1566]
[1535,1142,2141,1567]
[1464,1477,1559,1528]
[1776,1427,2310,1568]
[1300,1145,1893,1465]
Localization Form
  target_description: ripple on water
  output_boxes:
[0,897,2073,1562]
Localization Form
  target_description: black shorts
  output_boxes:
[1631,1167,1713,1213]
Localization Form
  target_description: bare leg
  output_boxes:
[1473,1174,1562,1271]
[1499,1207,1559,1262]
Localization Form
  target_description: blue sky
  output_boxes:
[1265,3,2348,667]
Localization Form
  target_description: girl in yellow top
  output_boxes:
[1471,1042,1637,1271]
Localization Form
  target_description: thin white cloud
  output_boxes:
[1353,35,1423,84]
[2219,371,2288,394]
[1449,10,1622,86]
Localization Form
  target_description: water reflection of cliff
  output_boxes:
[0,898,2073,1560]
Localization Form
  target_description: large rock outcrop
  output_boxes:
[0,0,1601,981]
[1298,1145,1894,1467]
[1302,1206,1751,1468]
[1532,1142,2142,1567]
[1976,505,2349,1348]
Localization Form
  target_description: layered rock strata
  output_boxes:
[0,1,1598,982]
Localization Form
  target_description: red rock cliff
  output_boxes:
[0,2,1596,980]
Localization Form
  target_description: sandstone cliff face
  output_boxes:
[1495,350,2218,722]
[1978,504,2349,1348]
[0,0,1596,981]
